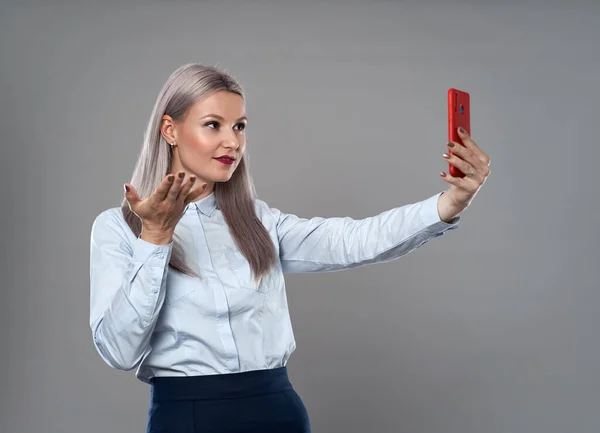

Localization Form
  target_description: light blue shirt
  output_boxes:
[89,191,459,384]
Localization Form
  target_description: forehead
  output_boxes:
[187,90,245,119]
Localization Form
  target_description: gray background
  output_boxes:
[2,1,599,432]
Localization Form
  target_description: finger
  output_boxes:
[124,183,141,206]
[454,142,491,171]
[167,171,186,201]
[440,171,466,188]
[155,174,175,201]
[447,141,478,168]
[440,171,476,191]
[443,152,474,178]
[457,127,478,149]
[184,183,208,206]
[457,128,492,166]
[479,152,491,167]
[177,175,197,201]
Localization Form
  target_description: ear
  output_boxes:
[160,114,177,144]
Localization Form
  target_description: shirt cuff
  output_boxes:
[132,236,174,264]
[419,192,461,228]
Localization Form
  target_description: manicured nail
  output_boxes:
[447,142,455,148]
[190,176,196,183]
[178,172,185,179]
[168,175,174,182]
[459,127,465,133]
[124,184,129,192]
[440,172,446,177]
[443,153,450,159]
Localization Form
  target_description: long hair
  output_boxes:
[120,63,277,280]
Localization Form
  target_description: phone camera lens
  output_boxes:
[459,105,464,114]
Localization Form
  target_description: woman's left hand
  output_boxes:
[440,127,491,211]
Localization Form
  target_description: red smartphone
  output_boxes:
[447,88,471,178]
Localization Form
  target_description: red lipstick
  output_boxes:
[215,156,234,165]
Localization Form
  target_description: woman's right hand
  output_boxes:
[124,171,208,236]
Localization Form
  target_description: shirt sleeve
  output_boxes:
[270,192,460,274]
[89,209,173,371]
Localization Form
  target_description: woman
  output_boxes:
[89,63,490,433]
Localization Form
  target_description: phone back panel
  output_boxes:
[447,88,471,178]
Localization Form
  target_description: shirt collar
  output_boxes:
[184,191,217,216]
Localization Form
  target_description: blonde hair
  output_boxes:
[121,63,277,280]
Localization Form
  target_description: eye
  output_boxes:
[203,121,246,132]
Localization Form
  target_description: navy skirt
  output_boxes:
[146,366,311,433]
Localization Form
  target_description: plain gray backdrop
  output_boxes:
[2,1,599,432]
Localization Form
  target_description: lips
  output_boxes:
[215,157,234,166]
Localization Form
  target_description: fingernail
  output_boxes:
[190,176,196,183]
[124,184,129,192]
[459,127,465,133]
[178,172,185,179]
[168,175,174,182]
[440,172,446,177]
[443,153,450,158]
[447,142,455,148]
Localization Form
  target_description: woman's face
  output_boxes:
[162,90,247,195]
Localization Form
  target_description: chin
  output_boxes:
[212,172,235,182]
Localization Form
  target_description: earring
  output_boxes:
[170,141,177,149]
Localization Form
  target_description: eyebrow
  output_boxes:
[201,114,247,122]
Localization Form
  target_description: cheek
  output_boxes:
[184,130,219,155]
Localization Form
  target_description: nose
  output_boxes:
[223,139,239,149]
[222,130,241,149]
